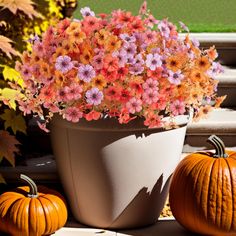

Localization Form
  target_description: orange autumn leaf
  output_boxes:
[0,0,42,19]
[0,130,20,166]
[0,35,19,59]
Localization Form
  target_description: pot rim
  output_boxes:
[50,111,192,132]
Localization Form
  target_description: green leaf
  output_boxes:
[0,109,26,134]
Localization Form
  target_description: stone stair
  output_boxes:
[184,33,236,153]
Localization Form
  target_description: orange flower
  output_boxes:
[195,56,211,71]
[52,47,67,62]
[66,21,81,34]
[103,55,119,72]
[39,62,51,77]
[104,35,121,53]
[92,75,107,90]
[206,46,218,60]
[193,105,213,121]
[166,54,187,72]
[95,29,110,45]
[78,41,94,64]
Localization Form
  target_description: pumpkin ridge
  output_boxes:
[40,195,60,231]
[224,158,234,231]
[200,158,214,222]
[41,194,67,228]
[192,158,210,231]
[0,196,22,234]
[216,159,223,227]
[37,197,52,235]
[38,196,53,235]
[206,158,216,228]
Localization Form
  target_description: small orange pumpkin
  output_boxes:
[169,135,236,235]
[0,174,68,236]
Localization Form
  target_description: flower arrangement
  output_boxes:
[13,1,224,132]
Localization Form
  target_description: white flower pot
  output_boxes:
[50,114,190,229]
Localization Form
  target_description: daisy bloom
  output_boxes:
[55,55,73,74]
[145,53,162,71]
[78,64,96,82]
[126,97,142,114]
[64,107,83,123]
[86,87,104,105]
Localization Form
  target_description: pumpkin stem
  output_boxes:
[20,174,38,198]
[207,135,228,158]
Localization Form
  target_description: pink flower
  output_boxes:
[119,33,136,43]
[142,78,159,91]
[55,56,74,74]
[64,107,83,123]
[92,54,104,70]
[80,7,95,17]
[158,21,170,38]
[85,110,101,121]
[142,89,159,104]
[78,64,96,82]
[139,0,147,15]
[179,21,189,32]
[144,113,163,128]
[37,121,50,133]
[126,97,142,114]
[168,70,184,85]
[43,102,60,113]
[145,53,162,71]
[86,87,104,105]
[65,84,83,101]
[170,100,185,116]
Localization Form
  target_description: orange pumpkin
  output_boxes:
[0,174,68,236]
[169,135,236,235]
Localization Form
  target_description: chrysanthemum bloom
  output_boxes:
[78,64,96,82]
[168,70,184,85]
[86,87,104,105]
[146,53,162,71]
[55,55,74,74]
[170,100,185,116]
[64,107,83,123]
[126,97,142,114]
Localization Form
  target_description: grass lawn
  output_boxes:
[74,0,236,32]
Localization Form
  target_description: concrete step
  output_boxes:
[184,108,236,152]
[181,33,236,66]
[216,66,236,107]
